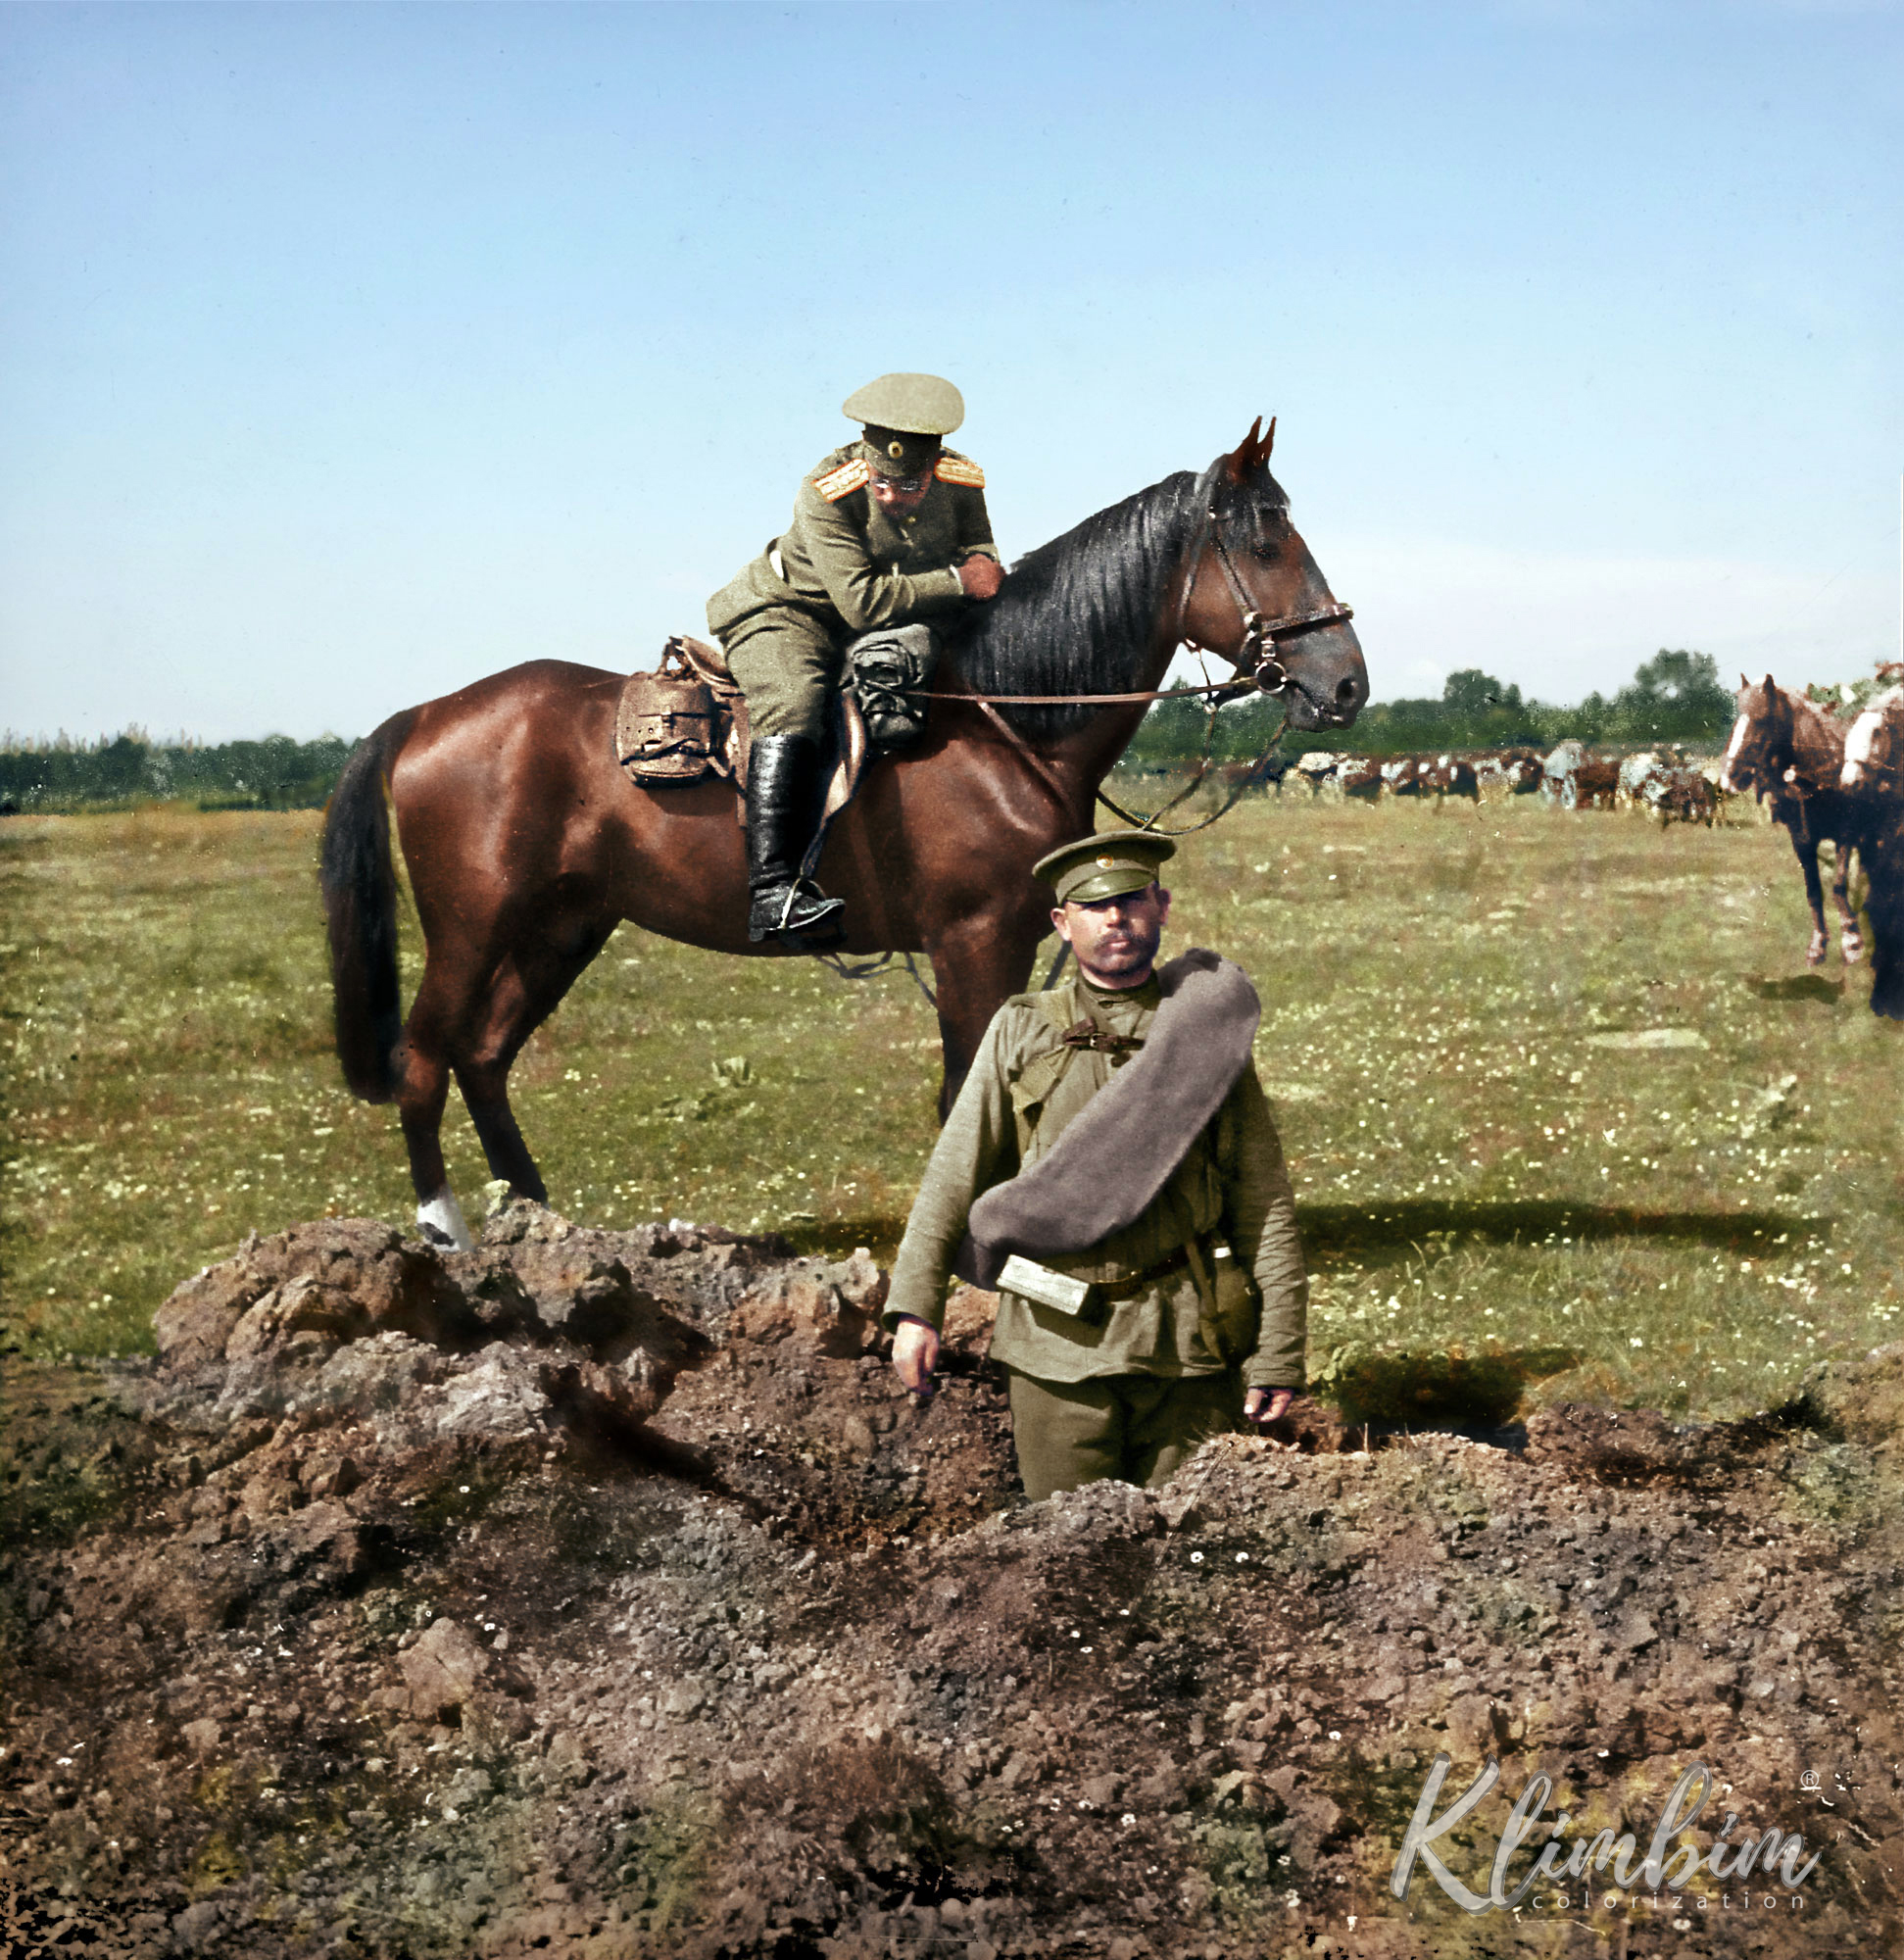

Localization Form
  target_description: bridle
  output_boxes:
[910,474,1357,834]
[1179,492,1355,712]
[919,481,1354,715]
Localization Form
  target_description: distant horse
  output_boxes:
[1840,681,1904,797]
[320,421,1368,1247]
[1720,675,1865,967]
[1840,679,1904,1018]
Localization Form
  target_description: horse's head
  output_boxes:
[1720,672,1794,797]
[1842,686,1904,794]
[1179,418,1368,732]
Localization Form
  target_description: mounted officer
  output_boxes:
[707,372,1004,947]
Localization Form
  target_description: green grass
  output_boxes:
[2,795,1899,1421]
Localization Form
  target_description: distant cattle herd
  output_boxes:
[1255,740,1726,822]
[1198,669,1904,1019]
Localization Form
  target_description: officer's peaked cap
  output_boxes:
[842,372,964,437]
[844,374,964,478]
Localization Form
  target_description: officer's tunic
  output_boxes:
[706,445,998,741]
[883,973,1308,1393]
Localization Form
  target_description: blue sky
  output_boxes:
[2,1,1899,743]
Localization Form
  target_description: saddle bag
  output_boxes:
[845,623,939,753]
[615,641,729,783]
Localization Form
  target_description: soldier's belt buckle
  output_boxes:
[997,1254,1098,1318]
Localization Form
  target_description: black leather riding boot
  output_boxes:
[745,734,846,945]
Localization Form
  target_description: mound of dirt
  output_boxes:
[2,1208,1900,1957]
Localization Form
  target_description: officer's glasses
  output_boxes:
[871,473,930,495]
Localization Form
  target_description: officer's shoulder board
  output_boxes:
[935,451,985,489]
[812,456,870,503]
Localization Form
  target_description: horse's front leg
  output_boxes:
[1830,846,1865,963]
[925,905,1048,1118]
[1791,835,1830,966]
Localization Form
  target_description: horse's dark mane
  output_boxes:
[946,458,1284,736]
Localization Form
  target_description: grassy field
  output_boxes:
[2,792,1899,1420]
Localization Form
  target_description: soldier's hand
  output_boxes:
[891,1315,941,1396]
[1244,1387,1293,1426]
[956,556,1004,601]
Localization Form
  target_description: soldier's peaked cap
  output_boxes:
[1033,829,1177,907]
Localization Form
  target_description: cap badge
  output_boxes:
[888,439,905,461]
[1096,855,1116,868]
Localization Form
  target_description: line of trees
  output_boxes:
[0,649,1840,811]
[0,732,356,813]
[1122,649,1740,766]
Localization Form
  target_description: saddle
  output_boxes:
[613,635,750,786]
[613,626,937,831]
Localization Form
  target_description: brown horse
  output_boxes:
[1720,674,1868,968]
[320,420,1368,1247]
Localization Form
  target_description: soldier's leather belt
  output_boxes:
[1092,1239,1209,1300]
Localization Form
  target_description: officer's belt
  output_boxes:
[953,948,1261,1292]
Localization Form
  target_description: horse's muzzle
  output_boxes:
[1281,622,1368,731]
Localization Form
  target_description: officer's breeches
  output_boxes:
[1005,1369,1244,1503]
[720,609,842,743]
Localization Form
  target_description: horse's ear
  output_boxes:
[1224,418,1264,483]
[1224,416,1278,483]
[1740,673,1750,690]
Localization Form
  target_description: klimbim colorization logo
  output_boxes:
[1390,1757,1822,1914]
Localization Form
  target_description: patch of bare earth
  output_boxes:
[2,1203,1900,1958]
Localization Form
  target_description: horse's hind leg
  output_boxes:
[453,922,618,1212]
[394,960,476,1250]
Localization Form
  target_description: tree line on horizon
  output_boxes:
[0,731,354,814]
[1122,648,1748,768]
[0,650,1866,812]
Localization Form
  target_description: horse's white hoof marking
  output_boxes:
[416,1189,475,1252]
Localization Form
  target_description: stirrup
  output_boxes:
[749,880,846,947]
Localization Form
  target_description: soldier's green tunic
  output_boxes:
[706,444,999,740]
[883,972,1308,1394]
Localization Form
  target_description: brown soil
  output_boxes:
[2,1205,1900,1959]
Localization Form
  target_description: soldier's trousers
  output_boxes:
[717,607,841,743]
[1005,1368,1245,1503]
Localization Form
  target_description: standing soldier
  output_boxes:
[882,831,1308,1501]
[707,372,1004,946]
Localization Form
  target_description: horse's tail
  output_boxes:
[320,713,414,1102]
